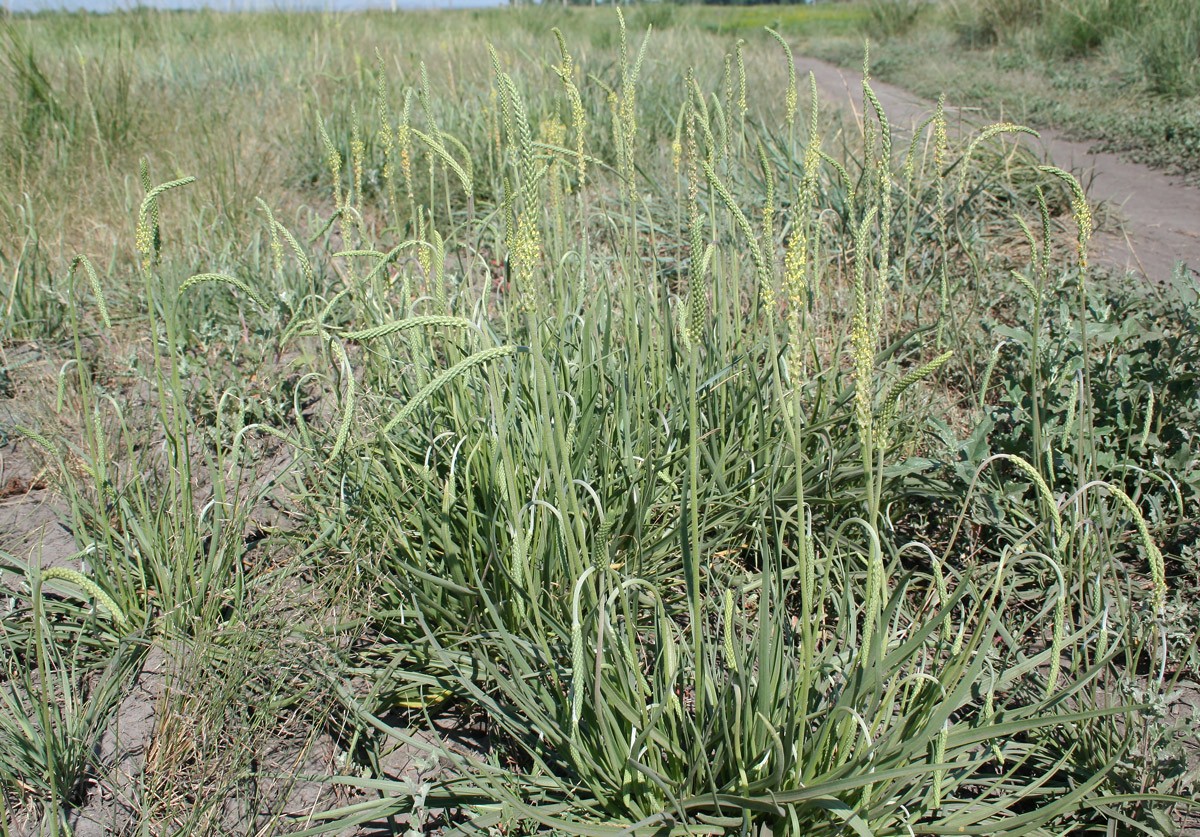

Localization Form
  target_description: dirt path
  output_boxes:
[799,56,1200,283]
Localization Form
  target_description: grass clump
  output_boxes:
[976,0,1199,97]
[1137,0,1200,97]
[0,6,1196,836]
[866,0,924,40]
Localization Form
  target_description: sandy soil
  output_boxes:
[799,55,1200,284]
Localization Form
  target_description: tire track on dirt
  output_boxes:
[798,55,1200,284]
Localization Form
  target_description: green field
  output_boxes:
[1,4,1198,835]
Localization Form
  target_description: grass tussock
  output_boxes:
[956,0,1200,98]
[0,6,1197,836]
